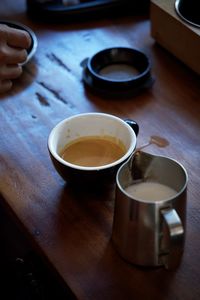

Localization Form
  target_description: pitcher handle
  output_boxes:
[160,208,184,269]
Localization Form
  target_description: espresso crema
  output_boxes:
[60,135,126,167]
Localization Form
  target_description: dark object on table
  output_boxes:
[82,47,153,98]
[175,0,200,28]
[26,0,150,22]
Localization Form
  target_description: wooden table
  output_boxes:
[0,1,200,299]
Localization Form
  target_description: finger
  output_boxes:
[6,26,32,49]
[0,79,13,93]
[2,46,28,64]
[0,64,22,80]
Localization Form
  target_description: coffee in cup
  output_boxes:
[60,135,126,167]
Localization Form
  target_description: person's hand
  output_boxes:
[0,24,32,94]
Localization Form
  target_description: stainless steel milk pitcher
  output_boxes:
[112,151,188,269]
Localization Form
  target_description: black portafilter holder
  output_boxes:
[81,47,154,98]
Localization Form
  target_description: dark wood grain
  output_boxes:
[0,1,200,299]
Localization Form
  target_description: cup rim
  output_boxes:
[48,112,137,171]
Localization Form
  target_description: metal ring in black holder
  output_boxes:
[81,47,154,98]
